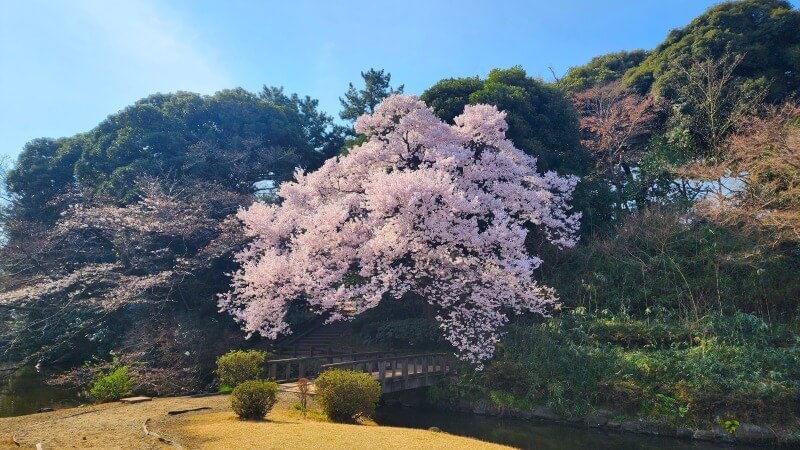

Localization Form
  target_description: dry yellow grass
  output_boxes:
[0,399,171,449]
[163,408,510,450]
[1,393,510,450]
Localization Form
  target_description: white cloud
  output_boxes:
[72,0,231,94]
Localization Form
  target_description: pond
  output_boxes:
[2,370,760,449]
[0,367,85,418]
[374,405,760,450]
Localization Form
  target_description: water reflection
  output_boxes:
[374,406,757,450]
[0,367,84,417]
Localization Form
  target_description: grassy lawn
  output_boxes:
[1,393,508,450]
[165,405,508,449]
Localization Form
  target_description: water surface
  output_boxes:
[0,367,85,417]
[374,405,760,450]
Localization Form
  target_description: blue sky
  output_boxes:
[1,0,794,162]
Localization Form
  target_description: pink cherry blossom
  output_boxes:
[220,95,580,363]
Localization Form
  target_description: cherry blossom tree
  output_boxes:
[220,95,581,363]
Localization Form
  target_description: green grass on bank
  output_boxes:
[428,310,800,429]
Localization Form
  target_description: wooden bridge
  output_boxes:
[267,352,455,394]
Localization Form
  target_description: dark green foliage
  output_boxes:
[260,86,346,158]
[315,369,381,422]
[371,318,446,349]
[216,350,267,389]
[352,295,426,325]
[0,86,342,382]
[586,318,691,349]
[89,365,132,402]
[422,66,590,176]
[351,296,447,350]
[627,134,699,209]
[339,68,404,122]
[7,88,332,217]
[546,209,800,319]
[5,137,83,223]
[622,0,800,102]
[486,323,611,416]
[351,294,426,336]
[230,379,278,420]
[444,311,800,425]
[605,324,800,424]
[560,50,649,92]
[420,76,484,124]
[448,205,800,425]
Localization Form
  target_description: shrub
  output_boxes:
[373,318,446,349]
[89,366,132,402]
[315,369,381,422]
[427,365,485,405]
[484,323,611,416]
[216,350,267,389]
[230,379,278,420]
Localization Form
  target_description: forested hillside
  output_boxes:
[0,87,348,390]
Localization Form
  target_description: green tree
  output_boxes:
[421,76,484,123]
[670,53,767,156]
[7,89,331,218]
[622,0,800,102]
[560,50,649,93]
[339,68,404,122]
[5,138,81,222]
[260,86,346,158]
[422,66,590,176]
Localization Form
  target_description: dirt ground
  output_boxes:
[0,396,216,449]
[1,393,509,449]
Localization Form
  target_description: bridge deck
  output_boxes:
[270,353,454,394]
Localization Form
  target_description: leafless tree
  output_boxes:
[696,102,800,244]
[0,177,250,383]
[573,82,657,210]
[674,53,766,157]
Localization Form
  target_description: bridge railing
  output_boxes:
[265,351,397,383]
[319,352,454,390]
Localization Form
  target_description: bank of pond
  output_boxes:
[0,368,777,449]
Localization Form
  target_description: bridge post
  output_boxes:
[423,355,429,385]
[402,356,409,390]
[379,358,386,391]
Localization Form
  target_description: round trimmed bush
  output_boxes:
[216,350,267,389]
[230,379,278,420]
[315,369,381,423]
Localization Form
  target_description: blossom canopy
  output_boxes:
[220,95,580,362]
